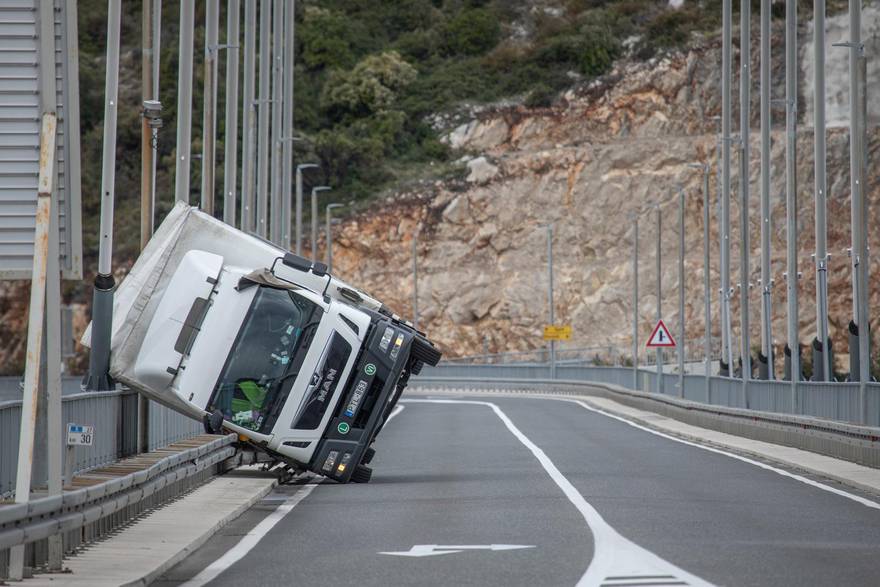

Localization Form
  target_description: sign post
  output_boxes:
[65,423,94,486]
[647,319,676,394]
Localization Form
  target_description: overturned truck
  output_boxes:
[96,203,441,483]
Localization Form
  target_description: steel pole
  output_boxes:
[138,0,156,457]
[721,0,733,376]
[201,0,219,215]
[240,0,256,231]
[311,186,330,257]
[811,0,830,381]
[656,205,663,393]
[269,0,283,244]
[548,225,556,380]
[678,187,685,398]
[281,0,295,248]
[173,0,195,203]
[413,231,419,330]
[785,0,800,407]
[84,0,122,392]
[760,0,774,379]
[325,203,343,270]
[149,0,161,225]
[856,52,869,419]
[140,0,154,249]
[702,165,712,398]
[739,0,752,399]
[256,0,271,237]
[223,0,241,226]
[296,167,303,254]
[633,216,639,390]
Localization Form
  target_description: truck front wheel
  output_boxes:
[351,464,373,483]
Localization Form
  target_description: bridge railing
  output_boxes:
[415,364,880,428]
[0,380,202,498]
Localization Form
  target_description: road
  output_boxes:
[157,392,880,587]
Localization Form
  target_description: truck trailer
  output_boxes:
[89,203,441,483]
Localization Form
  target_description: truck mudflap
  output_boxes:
[309,320,439,483]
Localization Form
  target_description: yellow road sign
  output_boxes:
[543,325,572,341]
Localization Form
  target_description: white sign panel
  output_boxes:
[66,423,94,446]
[0,0,82,279]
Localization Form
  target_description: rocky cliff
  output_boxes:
[325,11,880,369]
[2,10,879,375]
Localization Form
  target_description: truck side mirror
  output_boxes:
[282,253,311,272]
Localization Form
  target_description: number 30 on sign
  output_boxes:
[67,423,94,446]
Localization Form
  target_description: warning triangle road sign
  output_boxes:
[646,319,676,348]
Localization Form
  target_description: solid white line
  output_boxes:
[567,398,880,511]
[402,398,712,586]
[182,404,406,586]
[385,403,405,425]
[181,482,319,587]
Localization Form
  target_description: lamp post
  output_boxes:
[311,186,331,258]
[295,164,318,255]
[688,162,712,400]
[413,230,419,331]
[547,224,556,380]
[325,203,344,271]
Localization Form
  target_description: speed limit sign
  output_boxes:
[66,423,94,446]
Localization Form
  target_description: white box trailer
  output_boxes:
[92,203,441,483]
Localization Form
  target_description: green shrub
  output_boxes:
[443,7,500,55]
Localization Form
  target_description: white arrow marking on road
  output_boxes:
[379,544,535,558]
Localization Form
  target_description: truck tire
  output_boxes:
[410,336,442,366]
[362,447,376,465]
[351,464,372,483]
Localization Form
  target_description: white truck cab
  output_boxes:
[100,204,441,484]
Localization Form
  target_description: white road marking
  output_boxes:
[180,482,320,587]
[182,403,405,585]
[403,399,713,587]
[379,544,535,557]
[568,398,880,511]
[385,403,405,425]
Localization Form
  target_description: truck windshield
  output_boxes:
[208,286,321,433]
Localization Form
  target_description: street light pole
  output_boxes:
[739,0,752,399]
[632,214,639,390]
[311,186,330,257]
[295,164,318,255]
[547,224,556,380]
[173,0,194,204]
[223,0,241,227]
[656,204,663,393]
[811,0,830,381]
[256,0,271,238]
[688,163,711,398]
[240,0,256,232]
[325,203,344,271]
[721,0,733,378]
[413,231,419,331]
[759,0,774,379]
[201,0,219,216]
[784,0,800,407]
[678,187,685,398]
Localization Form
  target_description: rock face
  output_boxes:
[1,14,878,375]
[326,17,880,369]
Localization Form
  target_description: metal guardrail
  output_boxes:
[417,364,880,427]
[0,383,203,498]
[0,435,236,577]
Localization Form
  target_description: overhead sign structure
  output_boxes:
[379,544,535,558]
[66,424,94,446]
[543,325,572,341]
[0,0,82,280]
[646,320,676,348]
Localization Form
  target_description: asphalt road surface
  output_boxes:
[157,393,880,587]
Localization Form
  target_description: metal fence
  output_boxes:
[416,364,880,428]
[0,380,202,497]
